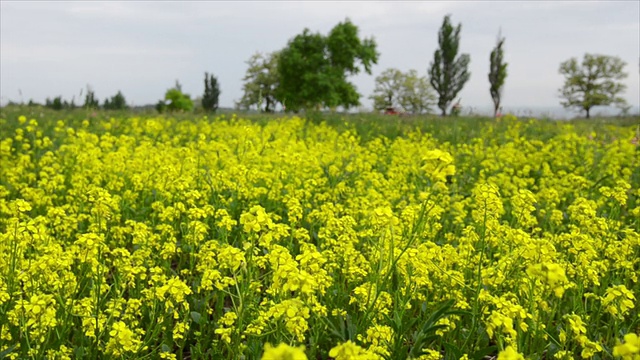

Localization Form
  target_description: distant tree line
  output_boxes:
[31,87,130,111]
[16,15,630,119]
[235,15,629,118]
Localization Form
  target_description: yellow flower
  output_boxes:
[329,341,380,360]
[613,333,640,359]
[421,149,456,183]
[497,346,525,360]
[602,285,636,319]
[105,321,143,356]
[261,343,307,360]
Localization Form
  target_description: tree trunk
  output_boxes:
[265,98,272,113]
[586,108,590,119]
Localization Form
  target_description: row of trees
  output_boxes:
[235,16,503,116]
[38,88,128,111]
[237,16,630,118]
[33,72,221,114]
[22,16,630,118]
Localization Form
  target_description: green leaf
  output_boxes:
[190,311,202,324]
[0,344,17,359]
[472,345,498,360]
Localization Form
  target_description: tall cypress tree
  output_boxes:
[83,85,100,109]
[202,72,221,112]
[429,15,471,116]
[489,31,508,118]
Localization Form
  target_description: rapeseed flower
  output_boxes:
[261,343,307,360]
[329,341,380,360]
[105,321,143,356]
[613,333,640,359]
[497,346,525,360]
[1,113,638,358]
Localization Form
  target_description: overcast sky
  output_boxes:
[2,1,639,116]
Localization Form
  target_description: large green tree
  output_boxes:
[559,54,628,119]
[202,72,221,112]
[277,19,378,112]
[237,52,280,113]
[488,32,507,118]
[428,15,471,116]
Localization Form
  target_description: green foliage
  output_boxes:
[559,54,628,119]
[45,96,76,110]
[370,68,404,111]
[202,72,221,113]
[103,91,127,110]
[488,33,507,118]
[155,100,166,113]
[163,86,194,112]
[277,18,378,112]
[429,15,471,116]
[237,52,280,113]
[399,70,437,114]
[45,97,63,110]
[83,85,100,109]
[370,68,436,114]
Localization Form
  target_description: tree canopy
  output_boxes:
[83,85,99,109]
[103,91,127,110]
[559,54,628,118]
[202,72,221,113]
[488,32,507,118]
[276,19,378,112]
[428,15,471,116]
[160,82,193,112]
[370,68,435,114]
[237,52,280,113]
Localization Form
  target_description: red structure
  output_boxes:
[384,107,399,115]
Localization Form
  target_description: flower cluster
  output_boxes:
[0,113,637,359]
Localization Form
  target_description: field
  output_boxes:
[0,108,639,359]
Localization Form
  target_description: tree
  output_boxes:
[155,100,166,113]
[370,68,436,114]
[488,31,507,118]
[277,19,378,112]
[164,88,193,112]
[103,91,127,110]
[202,72,221,112]
[83,85,100,109]
[370,68,404,111]
[559,54,628,119]
[429,15,471,116]
[46,96,63,110]
[398,70,436,114]
[237,52,280,112]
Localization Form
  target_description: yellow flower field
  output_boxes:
[0,113,638,359]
